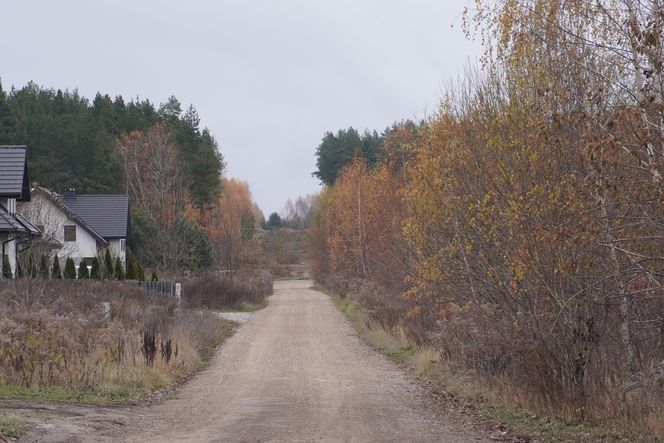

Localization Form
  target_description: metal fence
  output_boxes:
[127,280,182,301]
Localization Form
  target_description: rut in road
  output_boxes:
[21,280,488,442]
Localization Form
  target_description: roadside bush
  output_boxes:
[63,258,76,279]
[77,263,89,279]
[90,258,101,279]
[51,258,61,279]
[104,249,113,278]
[183,271,273,310]
[114,258,125,280]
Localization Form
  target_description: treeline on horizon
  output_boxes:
[0,81,233,274]
[0,81,222,206]
[309,0,663,435]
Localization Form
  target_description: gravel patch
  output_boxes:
[216,311,253,324]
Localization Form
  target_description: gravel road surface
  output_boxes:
[13,280,488,442]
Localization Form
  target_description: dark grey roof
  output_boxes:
[15,212,42,236]
[0,207,27,233]
[63,194,129,239]
[0,146,30,201]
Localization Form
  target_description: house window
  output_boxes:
[64,225,76,242]
[120,239,126,252]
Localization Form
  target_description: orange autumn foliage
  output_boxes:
[310,1,664,429]
[195,178,258,270]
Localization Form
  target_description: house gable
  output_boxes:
[19,191,102,260]
[18,187,129,266]
[22,188,109,247]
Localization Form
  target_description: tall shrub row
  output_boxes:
[310,0,664,424]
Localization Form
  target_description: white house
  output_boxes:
[0,146,42,277]
[19,186,129,270]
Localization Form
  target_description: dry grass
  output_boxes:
[328,285,664,442]
[0,279,234,404]
[182,271,273,311]
[249,229,309,277]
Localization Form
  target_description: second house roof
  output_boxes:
[62,194,129,239]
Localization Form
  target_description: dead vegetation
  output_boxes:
[323,267,664,439]
[182,271,274,311]
[330,287,660,442]
[253,229,309,278]
[0,279,234,403]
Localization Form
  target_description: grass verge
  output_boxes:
[222,301,267,313]
[0,385,135,404]
[327,289,654,442]
[0,416,27,440]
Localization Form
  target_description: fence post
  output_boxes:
[101,302,111,320]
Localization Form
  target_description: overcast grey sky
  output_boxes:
[2,1,479,215]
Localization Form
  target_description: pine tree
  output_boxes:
[63,257,76,279]
[0,80,16,143]
[126,256,138,280]
[78,262,90,279]
[267,212,282,229]
[2,255,12,279]
[52,257,62,279]
[90,257,101,279]
[313,128,385,186]
[132,259,141,280]
[39,254,49,278]
[0,83,224,209]
[114,257,125,280]
[104,249,113,278]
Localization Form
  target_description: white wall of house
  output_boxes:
[19,193,98,266]
[20,193,67,244]
[70,225,99,264]
[109,238,126,266]
[0,196,18,276]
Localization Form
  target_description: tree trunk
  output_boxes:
[357,179,367,277]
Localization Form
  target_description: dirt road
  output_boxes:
[13,280,488,442]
